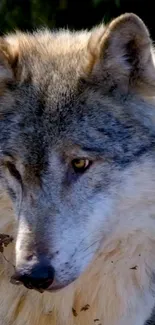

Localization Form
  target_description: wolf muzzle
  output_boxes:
[10,257,55,293]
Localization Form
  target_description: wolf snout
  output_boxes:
[10,258,55,293]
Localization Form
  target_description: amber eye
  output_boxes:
[72,158,91,172]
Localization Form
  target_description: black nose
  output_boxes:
[11,259,55,292]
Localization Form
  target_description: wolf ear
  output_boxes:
[88,13,155,95]
[0,38,19,85]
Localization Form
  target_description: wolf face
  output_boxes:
[0,13,155,292]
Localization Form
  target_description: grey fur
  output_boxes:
[1,13,155,324]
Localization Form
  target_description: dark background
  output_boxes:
[0,0,154,39]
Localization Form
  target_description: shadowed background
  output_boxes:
[0,0,154,39]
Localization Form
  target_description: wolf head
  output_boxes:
[0,13,155,292]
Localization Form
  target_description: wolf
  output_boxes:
[0,12,155,325]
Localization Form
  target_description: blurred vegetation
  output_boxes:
[0,0,154,39]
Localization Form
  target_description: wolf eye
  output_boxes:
[72,158,91,172]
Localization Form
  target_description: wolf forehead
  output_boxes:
[6,30,92,101]
[0,30,112,158]
[0,30,91,158]
[1,29,92,126]
[0,13,155,167]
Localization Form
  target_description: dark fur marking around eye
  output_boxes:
[6,162,22,183]
[7,186,16,201]
[64,168,79,186]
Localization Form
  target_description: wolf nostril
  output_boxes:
[11,261,55,291]
[10,275,22,286]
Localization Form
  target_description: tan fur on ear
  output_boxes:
[0,38,18,78]
[86,26,105,75]
[88,13,155,95]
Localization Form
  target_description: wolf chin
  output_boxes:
[1,12,155,325]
